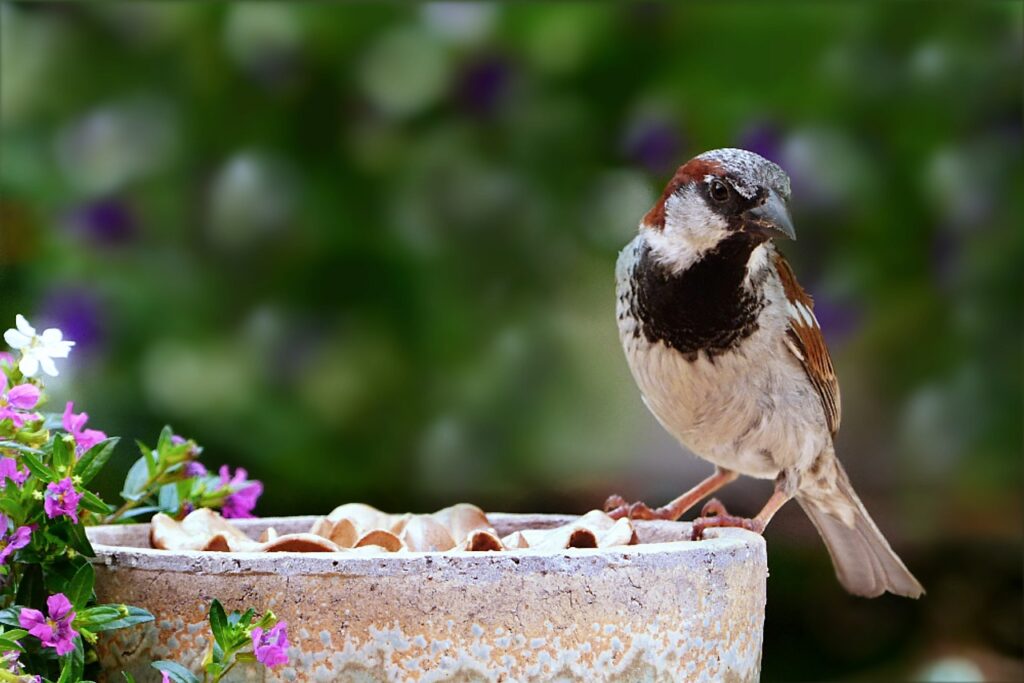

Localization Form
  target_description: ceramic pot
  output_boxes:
[87,514,767,682]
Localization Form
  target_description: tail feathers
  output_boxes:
[798,466,924,599]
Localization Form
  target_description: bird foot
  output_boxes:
[690,498,765,540]
[603,494,670,521]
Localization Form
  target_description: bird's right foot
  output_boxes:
[690,498,765,540]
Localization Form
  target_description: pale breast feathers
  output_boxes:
[772,252,842,435]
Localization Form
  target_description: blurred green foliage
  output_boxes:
[1,3,1021,680]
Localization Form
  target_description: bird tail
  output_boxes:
[797,463,924,599]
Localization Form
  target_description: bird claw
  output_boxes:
[700,498,730,518]
[603,494,626,513]
[603,495,663,521]
[690,500,765,540]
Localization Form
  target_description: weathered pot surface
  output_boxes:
[88,514,767,682]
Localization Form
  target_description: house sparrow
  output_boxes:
[606,148,923,598]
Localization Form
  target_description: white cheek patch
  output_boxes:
[643,187,730,273]
[665,187,729,242]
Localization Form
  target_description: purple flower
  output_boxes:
[251,622,289,668]
[0,650,32,678]
[185,461,207,477]
[0,516,32,564]
[0,457,29,488]
[19,593,78,656]
[0,377,41,428]
[623,115,684,174]
[809,293,863,348]
[0,352,13,368]
[66,197,137,247]
[738,121,784,166]
[44,478,82,523]
[218,466,263,519]
[38,287,104,354]
[62,402,107,455]
[455,54,512,118]
[161,673,171,683]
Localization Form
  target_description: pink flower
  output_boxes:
[6,384,39,409]
[251,622,289,668]
[0,376,41,428]
[62,402,106,455]
[161,673,171,683]
[44,478,82,523]
[0,457,29,488]
[0,515,32,564]
[19,593,78,656]
[218,466,262,519]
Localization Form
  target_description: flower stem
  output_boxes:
[214,658,238,682]
[103,470,168,523]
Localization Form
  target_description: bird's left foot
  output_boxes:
[690,498,765,540]
[604,494,671,521]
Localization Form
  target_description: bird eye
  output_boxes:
[709,179,730,203]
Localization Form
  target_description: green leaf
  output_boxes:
[0,496,22,518]
[52,435,73,473]
[156,426,174,456]
[0,440,43,455]
[122,673,136,683]
[76,604,153,632]
[0,637,23,651]
[0,607,21,629]
[153,660,200,683]
[157,483,179,514]
[74,437,119,485]
[15,563,44,607]
[21,452,53,482]
[65,521,96,558]
[115,506,162,521]
[79,489,112,515]
[2,628,28,641]
[208,599,228,651]
[238,608,255,629]
[74,605,119,629]
[66,562,95,608]
[121,456,150,502]
[144,448,158,478]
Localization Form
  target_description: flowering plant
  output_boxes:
[0,315,286,681]
[146,600,288,683]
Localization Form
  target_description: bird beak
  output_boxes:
[742,191,796,240]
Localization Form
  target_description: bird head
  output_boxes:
[640,148,795,271]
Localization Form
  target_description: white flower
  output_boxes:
[3,314,75,378]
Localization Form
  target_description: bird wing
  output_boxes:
[773,252,842,435]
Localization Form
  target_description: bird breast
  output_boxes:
[616,235,830,479]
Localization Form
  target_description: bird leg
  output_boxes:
[691,481,793,540]
[604,468,739,521]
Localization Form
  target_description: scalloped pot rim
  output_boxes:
[86,513,765,573]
